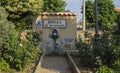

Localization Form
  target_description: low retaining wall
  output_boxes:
[33,51,81,73]
[65,51,81,73]
[33,53,45,73]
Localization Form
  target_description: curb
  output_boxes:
[34,53,45,73]
[65,51,81,73]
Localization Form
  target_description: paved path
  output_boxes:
[40,56,73,73]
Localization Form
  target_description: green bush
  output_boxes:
[77,31,120,72]
[77,32,94,66]
[112,59,120,72]
[0,6,17,72]
[0,59,16,73]
[93,31,114,66]
[0,6,42,72]
[3,31,41,71]
[0,59,10,72]
[0,30,41,71]
[112,35,120,60]
[26,30,42,46]
[94,66,114,73]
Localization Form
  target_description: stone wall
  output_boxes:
[33,12,77,54]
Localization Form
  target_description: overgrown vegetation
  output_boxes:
[0,0,68,72]
[42,0,66,12]
[0,30,42,72]
[0,7,42,72]
[77,31,120,73]
[84,0,117,30]
[0,0,67,31]
[115,13,120,34]
[80,0,120,72]
[0,0,43,30]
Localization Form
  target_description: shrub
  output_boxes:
[0,30,41,71]
[77,31,120,70]
[0,59,10,72]
[77,32,94,66]
[0,6,42,72]
[26,30,42,46]
[0,6,17,72]
[112,35,120,60]
[93,31,114,66]
[112,59,120,72]
[94,66,114,73]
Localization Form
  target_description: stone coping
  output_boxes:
[33,53,45,73]
[65,51,81,73]
[33,51,80,73]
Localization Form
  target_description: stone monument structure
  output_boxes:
[33,12,77,54]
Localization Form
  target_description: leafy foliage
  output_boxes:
[0,7,42,72]
[0,6,16,72]
[1,0,43,21]
[0,0,43,30]
[84,0,117,30]
[42,0,66,12]
[0,7,15,47]
[94,66,114,73]
[77,32,94,66]
[26,30,42,46]
[116,13,120,34]
[85,0,95,24]
[1,30,41,71]
[112,59,120,72]
[77,31,120,72]
[0,59,10,72]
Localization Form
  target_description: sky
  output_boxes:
[65,0,120,22]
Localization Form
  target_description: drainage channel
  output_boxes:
[40,55,73,73]
[34,52,80,73]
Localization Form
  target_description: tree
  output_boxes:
[84,0,117,30]
[0,7,15,47]
[116,13,120,34]
[0,7,41,71]
[0,7,17,71]
[42,0,66,12]
[0,0,43,30]
[85,0,95,28]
